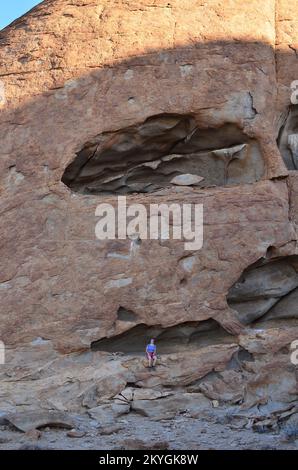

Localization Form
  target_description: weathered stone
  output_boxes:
[133,345,239,388]
[18,444,48,451]
[118,438,169,450]
[114,387,134,403]
[0,0,297,428]
[67,429,86,438]
[99,424,124,435]
[88,403,130,425]
[6,411,75,433]
[262,288,298,321]
[25,429,42,440]
[198,370,246,404]
[131,393,211,420]
[170,174,204,186]
[133,389,172,401]
[228,256,298,324]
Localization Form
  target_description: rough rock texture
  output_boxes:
[0,0,297,440]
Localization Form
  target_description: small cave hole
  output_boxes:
[117,306,138,322]
[91,319,233,355]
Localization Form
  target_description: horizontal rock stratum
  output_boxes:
[0,0,297,426]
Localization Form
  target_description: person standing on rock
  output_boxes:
[146,338,157,368]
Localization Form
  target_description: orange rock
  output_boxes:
[0,0,297,417]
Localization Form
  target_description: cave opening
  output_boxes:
[62,113,264,195]
[91,318,234,354]
[227,255,298,325]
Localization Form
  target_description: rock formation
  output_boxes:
[0,0,297,439]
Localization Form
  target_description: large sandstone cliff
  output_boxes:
[0,0,297,435]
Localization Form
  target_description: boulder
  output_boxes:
[117,438,169,450]
[6,411,75,433]
[131,393,211,420]
[88,402,130,425]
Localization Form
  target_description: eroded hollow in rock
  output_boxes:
[62,114,264,195]
[278,105,298,170]
[227,255,298,325]
[117,306,138,322]
[91,319,233,354]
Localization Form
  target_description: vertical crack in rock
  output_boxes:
[62,114,264,195]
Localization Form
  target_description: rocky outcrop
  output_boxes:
[0,0,297,433]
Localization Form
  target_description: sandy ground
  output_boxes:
[0,411,297,450]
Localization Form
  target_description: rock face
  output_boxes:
[227,256,298,324]
[0,0,297,423]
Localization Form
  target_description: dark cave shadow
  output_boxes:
[227,254,298,325]
[91,319,234,354]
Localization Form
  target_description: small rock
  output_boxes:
[88,403,130,424]
[114,387,134,402]
[25,429,42,440]
[118,438,169,450]
[18,444,46,450]
[99,424,123,435]
[67,429,86,438]
[171,174,204,186]
[7,410,75,432]
[133,389,172,401]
